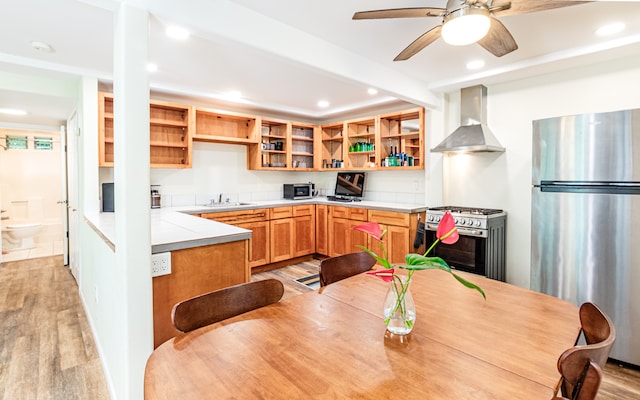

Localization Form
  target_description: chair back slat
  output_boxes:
[558,302,615,399]
[319,251,376,287]
[171,278,284,333]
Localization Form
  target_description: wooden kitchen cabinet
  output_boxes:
[328,206,368,256]
[248,119,318,171]
[269,205,315,261]
[317,107,424,171]
[152,240,249,348]
[292,205,315,257]
[200,209,270,269]
[291,123,317,170]
[367,209,426,264]
[345,116,378,169]
[319,122,346,170]
[270,217,294,262]
[99,92,193,168]
[379,107,424,169]
[192,107,258,144]
[237,221,270,267]
[315,204,328,255]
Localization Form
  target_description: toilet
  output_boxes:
[1,198,44,251]
[3,223,43,250]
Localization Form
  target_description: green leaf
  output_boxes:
[356,245,392,269]
[403,253,451,272]
[402,253,486,300]
[451,272,487,300]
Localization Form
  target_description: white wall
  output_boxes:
[442,54,640,288]
[99,141,427,206]
[0,128,63,249]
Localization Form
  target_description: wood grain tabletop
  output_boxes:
[145,270,580,399]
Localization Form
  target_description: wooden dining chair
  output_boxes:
[555,302,616,399]
[319,251,376,286]
[553,359,603,400]
[171,278,285,333]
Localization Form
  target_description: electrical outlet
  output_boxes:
[151,252,172,277]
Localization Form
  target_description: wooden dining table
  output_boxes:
[144,270,581,399]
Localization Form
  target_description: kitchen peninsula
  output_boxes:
[86,198,427,347]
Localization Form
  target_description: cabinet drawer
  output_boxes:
[269,206,293,220]
[292,204,314,217]
[368,210,410,227]
[329,206,349,219]
[201,209,268,224]
[349,207,367,221]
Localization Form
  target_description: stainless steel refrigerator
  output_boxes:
[531,109,640,366]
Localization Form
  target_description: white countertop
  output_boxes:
[178,197,428,215]
[85,197,428,254]
[85,207,252,254]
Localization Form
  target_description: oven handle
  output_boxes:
[425,223,488,238]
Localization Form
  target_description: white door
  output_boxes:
[59,124,69,265]
[66,112,80,280]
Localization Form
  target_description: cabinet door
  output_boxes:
[315,204,328,255]
[328,217,350,256]
[386,224,410,265]
[270,218,294,262]
[293,214,315,257]
[349,219,369,254]
[367,224,410,266]
[237,221,270,268]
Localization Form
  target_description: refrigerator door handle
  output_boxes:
[539,181,640,194]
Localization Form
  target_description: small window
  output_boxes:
[6,135,28,149]
[34,136,53,150]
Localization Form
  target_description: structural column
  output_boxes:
[113,3,153,399]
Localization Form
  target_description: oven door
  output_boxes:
[424,228,486,277]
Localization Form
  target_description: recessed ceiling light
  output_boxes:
[147,63,158,72]
[0,108,28,116]
[31,41,54,53]
[165,25,190,40]
[466,60,485,70]
[368,88,378,95]
[226,90,243,99]
[317,100,330,108]
[596,22,625,37]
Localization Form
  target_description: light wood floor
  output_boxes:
[0,255,109,399]
[1,255,637,399]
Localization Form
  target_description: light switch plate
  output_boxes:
[151,252,171,277]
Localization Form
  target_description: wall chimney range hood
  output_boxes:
[431,85,505,153]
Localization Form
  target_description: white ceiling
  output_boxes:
[1,0,640,127]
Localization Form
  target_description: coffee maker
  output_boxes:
[150,185,161,209]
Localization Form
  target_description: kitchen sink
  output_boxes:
[202,202,252,208]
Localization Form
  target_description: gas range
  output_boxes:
[424,206,507,281]
[426,206,506,231]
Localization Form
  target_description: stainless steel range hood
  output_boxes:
[431,85,505,153]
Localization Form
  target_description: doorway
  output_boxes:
[0,127,66,263]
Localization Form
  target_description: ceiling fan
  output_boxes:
[353,0,590,61]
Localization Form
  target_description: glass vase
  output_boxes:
[383,275,416,335]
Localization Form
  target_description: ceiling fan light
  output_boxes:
[442,8,491,46]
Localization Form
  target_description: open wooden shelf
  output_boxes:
[98,92,192,168]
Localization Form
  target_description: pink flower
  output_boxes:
[436,211,459,245]
[352,221,384,241]
[367,268,395,282]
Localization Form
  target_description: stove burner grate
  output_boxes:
[428,206,503,215]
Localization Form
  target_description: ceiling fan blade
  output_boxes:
[492,0,591,17]
[394,25,442,61]
[353,7,445,20]
[477,17,518,57]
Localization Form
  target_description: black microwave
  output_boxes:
[284,183,313,200]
